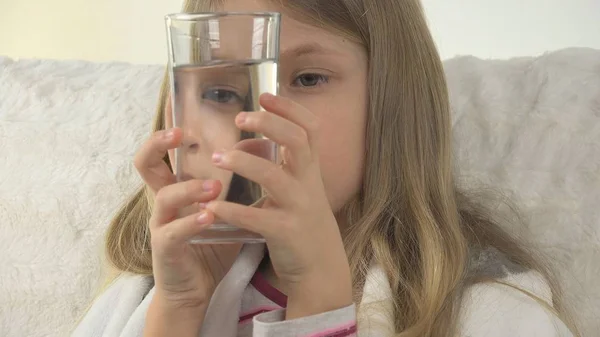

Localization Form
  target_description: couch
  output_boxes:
[0,48,598,336]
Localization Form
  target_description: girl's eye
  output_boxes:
[202,88,242,104]
[293,73,329,88]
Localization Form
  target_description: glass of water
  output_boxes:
[165,12,281,244]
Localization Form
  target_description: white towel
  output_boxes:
[71,244,573,337]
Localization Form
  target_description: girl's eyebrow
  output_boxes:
[280,42,343,59]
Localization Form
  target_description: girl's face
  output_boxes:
[167,0,368,212]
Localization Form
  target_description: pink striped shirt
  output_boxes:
[237,270,357,337]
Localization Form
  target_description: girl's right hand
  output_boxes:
[134,127,242,308]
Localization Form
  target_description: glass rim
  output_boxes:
[165,11,281,22]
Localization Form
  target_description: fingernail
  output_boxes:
[198,202,207,210]
[164,129,174,141]
[262,93,275,101]
[202,180,215,191]
[197,211,209,224]
[212,151,224,164]
[236,112,247,124]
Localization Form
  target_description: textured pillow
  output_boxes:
[0,57,162,336]
[446,48,600,333]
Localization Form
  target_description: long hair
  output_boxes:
[102,0,579,336]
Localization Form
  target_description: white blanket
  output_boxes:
[0,48,598,336]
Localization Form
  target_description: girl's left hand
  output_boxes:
[205,93,353,319]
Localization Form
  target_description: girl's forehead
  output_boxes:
[219,0,329,37]
[218,0,364,62]
[280,18,346,54]
[220,0,282,12]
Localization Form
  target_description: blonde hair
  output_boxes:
[102,0,579,336]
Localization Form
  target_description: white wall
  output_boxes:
[0,0,182,64]
[0,0,598,64]
[422,0,600,59]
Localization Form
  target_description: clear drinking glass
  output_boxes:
[165,12,281,244]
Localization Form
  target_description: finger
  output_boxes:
[133,128,182,194]
[205,200,280,239]
[233,138,277,163]
[151,179,222,227]
[235,110,312,172]
[258,93,320,160]
[152,210,215,253]
[212,149,297,207]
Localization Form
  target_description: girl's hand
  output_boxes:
[134,128,242,309]
[205,93,353,319]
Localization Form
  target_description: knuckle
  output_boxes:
[278,215,297,237]
[133,151,144,170]
[162,227,178,244]
[148,215,159,231]
[210,202,224,217]
[306,118,320,135]
[154,188,169,206]
[274,212,290,228]
[153,130,167,142]
[254,111,270,126]
[133,136,158,170]
[226,150,244,166]
[238,207,257,226]
[185,179,204,195]
[289,128,308,147]
[260,164,283,186]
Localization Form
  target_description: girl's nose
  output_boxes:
[181,129,201,154]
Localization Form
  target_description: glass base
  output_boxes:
[188,223,265,244]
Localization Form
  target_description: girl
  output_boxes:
[73,0,579,336]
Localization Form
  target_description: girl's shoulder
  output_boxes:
[460,247,572,336]
[358,247,573,337]
[71,273,153,337]
[101,273,155,301]
[460,270,572,336]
